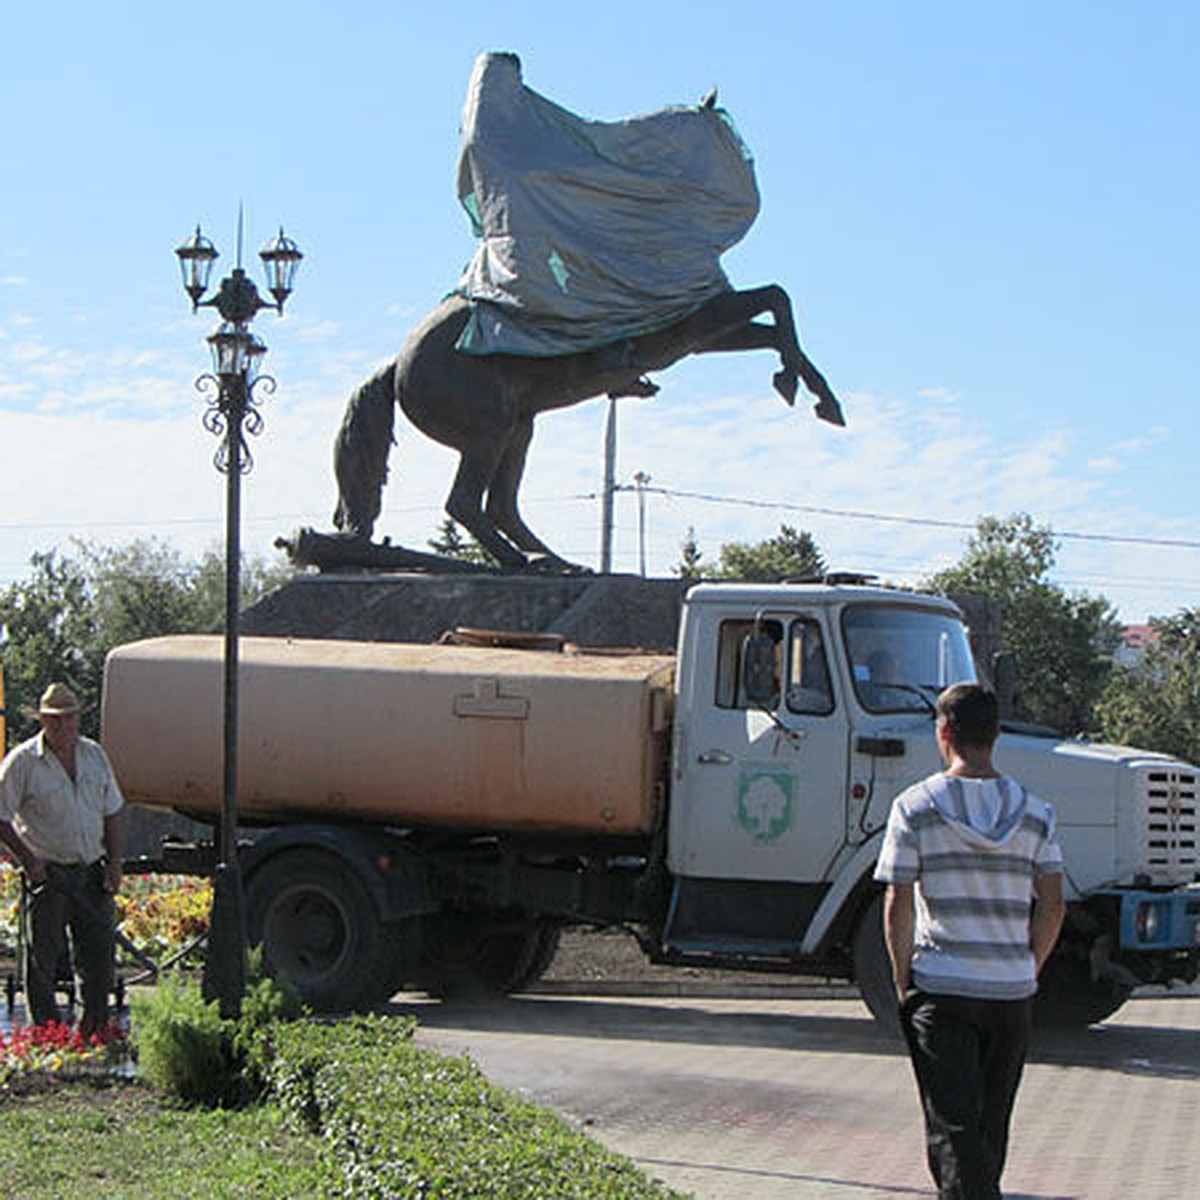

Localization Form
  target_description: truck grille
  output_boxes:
[1136,768,1199,883]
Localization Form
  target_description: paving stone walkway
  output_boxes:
[404,989,1200,1199]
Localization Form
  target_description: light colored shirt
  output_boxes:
[874,772,1063,1000]
[0,733,124,865]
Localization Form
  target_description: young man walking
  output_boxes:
[875,683,1065,1200]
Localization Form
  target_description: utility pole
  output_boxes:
[634,470,651,577]
[600,398,617,573]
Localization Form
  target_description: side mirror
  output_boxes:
[741,634,779,707]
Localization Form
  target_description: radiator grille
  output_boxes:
[1135,768,1199,883]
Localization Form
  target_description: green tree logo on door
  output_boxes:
[736,765,795,843]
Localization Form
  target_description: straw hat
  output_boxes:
[36,682,82,717]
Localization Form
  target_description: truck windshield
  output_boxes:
[842,604,976,713]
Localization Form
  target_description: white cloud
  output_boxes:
[916,386,961,403]
[294,319,343,342]
[0,330,1194,624]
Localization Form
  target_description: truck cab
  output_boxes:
[660,579,1200,1023]
[662,582,967,966]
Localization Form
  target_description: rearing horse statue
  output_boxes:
[319,53,846,573]
[331,286,844,572]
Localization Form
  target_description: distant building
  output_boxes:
[1116,624,1159,669]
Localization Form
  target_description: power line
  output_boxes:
[593,485,1200,552]
[1,485,1196,580]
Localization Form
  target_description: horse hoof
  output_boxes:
[608,376,659,400]
[772,370,797,406]
[523,553,590,577]
[814,392,846,427]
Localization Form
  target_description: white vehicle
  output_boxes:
[103,579,1200,1023]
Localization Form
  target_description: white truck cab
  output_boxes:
[663,579,1200,1024]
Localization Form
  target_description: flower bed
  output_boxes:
[0,1019,127,1083]
[0,866,19,956]
[115,874,211,965]
[0,865,210,967]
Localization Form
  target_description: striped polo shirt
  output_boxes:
[874,773,1063,1000]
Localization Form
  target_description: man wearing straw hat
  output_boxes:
[0,682,124,1035]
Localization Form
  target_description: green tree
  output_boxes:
[427,518,497,566]
[674,527,705,581]
[182,547,292,630]
[0,550,98,740]
[1096,611,1200,762]
[715,524,825,582]
[0,539,290,743]
[926,514,1120,734]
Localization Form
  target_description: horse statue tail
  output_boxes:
[333,360,398,539]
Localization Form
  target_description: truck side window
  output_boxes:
[786,619,834,715]
[716,619,782,709]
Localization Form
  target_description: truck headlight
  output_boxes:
[1135,900,1163,943]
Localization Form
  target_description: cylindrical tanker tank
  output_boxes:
[101,635,675,836]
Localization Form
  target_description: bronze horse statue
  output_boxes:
[331,285,844,571]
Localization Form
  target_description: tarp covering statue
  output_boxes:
[286,52,844,574]
[454,51,760,357]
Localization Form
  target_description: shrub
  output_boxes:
[131,976,243,1107]
[132,981,679,1194]
[264,1015,677,1197]
[132,951,304,1109]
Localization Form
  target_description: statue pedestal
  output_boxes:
[243,561,689,653]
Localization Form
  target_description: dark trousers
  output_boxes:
[23,861,115,1035]
[900,989,1032,1200]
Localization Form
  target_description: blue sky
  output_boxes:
[1,2,1196,621]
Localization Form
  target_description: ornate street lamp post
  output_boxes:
[175,216,302,1016]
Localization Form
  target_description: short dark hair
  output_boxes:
[936,683,999,749]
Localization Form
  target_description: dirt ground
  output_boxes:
[1,927,849,1012]
[538,925,851,995]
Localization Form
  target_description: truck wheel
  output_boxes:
[507,921,562,993]
[416,911,550,998]
[246,848,409,1013]
[852,893,901,1036]
[854,896,1132,1030]
[1034,948,1132,1027]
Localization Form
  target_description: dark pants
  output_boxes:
[900,989,1032,1200]
[23,861,115,1035]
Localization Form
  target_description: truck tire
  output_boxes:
[507,921,562,993]
[852,893,901,1036]
[855,895,1132,1031]
[1034,947,1132,1027]
[246,848,411,1013]
[416,911,552,998]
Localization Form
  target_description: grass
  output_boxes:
[0,1077,342,1198]
[0,1005,685,1198]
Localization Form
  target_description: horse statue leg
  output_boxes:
[444,437,533,571]
[689,285,845,427]
[485,416,583,572]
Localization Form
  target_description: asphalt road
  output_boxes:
[392,987,1200,1200]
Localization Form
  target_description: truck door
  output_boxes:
[665,610,850,951]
